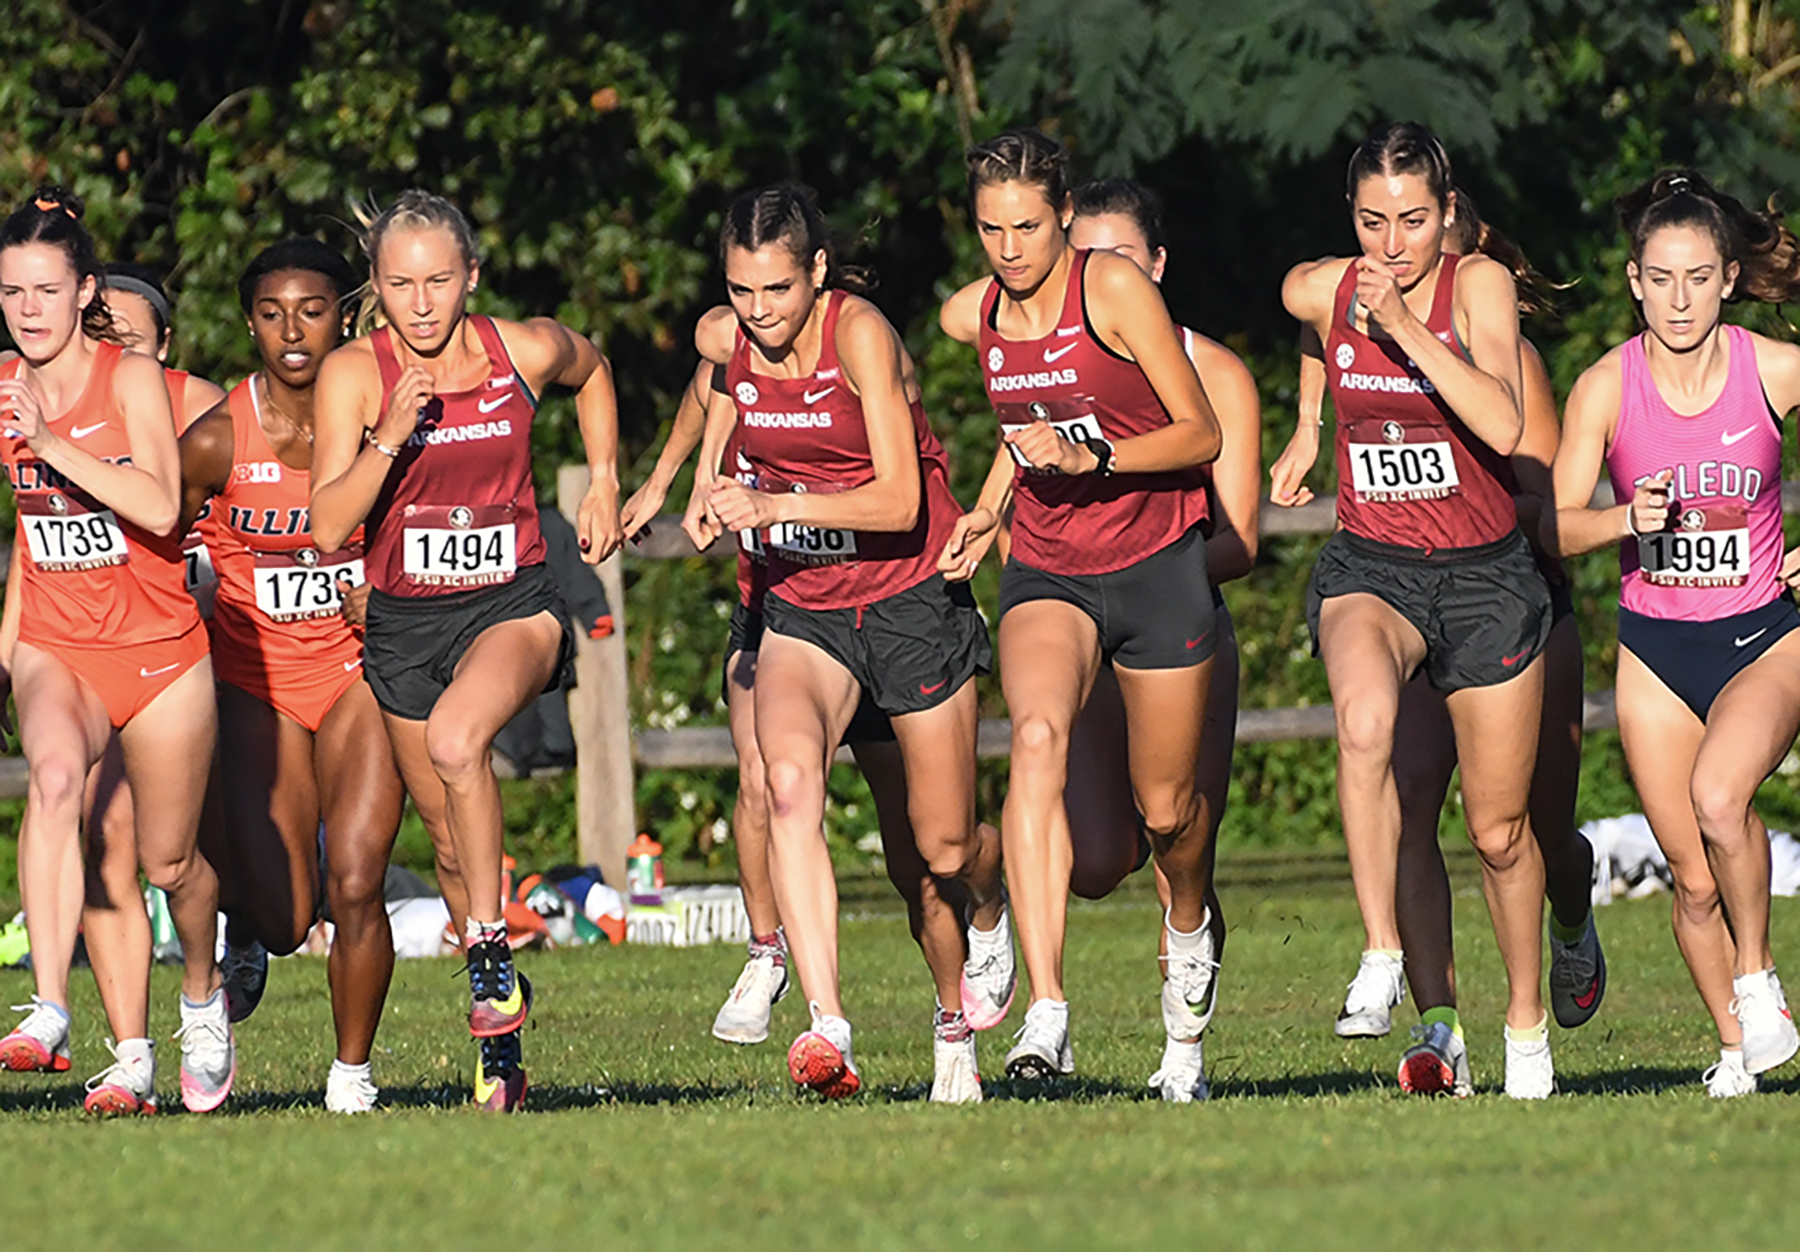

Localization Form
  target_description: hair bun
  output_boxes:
[29,185,82,221]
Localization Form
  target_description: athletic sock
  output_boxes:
[1164,907,1212,951]
[35,1001,71,1029]
[331,1058,372,1084]
[1369,947,1403,961]
[1420,1005,1463,1041]
[180,988,225,1013]
[1549,908,1589,944]
[749,931,787,964]
[465,916,507,947]
[1505,1013,1549,1044]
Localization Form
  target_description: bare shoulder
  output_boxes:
[1566,345,1626,416]
[1084,247,1161,305]
[1281,257,1350,323]
[938,277,991,344]
[695,306,738,364]
[1450,252,1518,308]
[1188,331,1257,397]
[179,402,235,463]
[316,336,382,399]
[1746,329,1800,414]
[834,294,901,356]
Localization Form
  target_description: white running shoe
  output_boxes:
[325,1061,380,1113]
[84,1038,157,1116]
[787,1004,860,1098]
[175,990,237,1113]
[1731,968,1799,1075]
[929,1009,982,1104]
[1503,1023,1554,1099]
[1703,1048,1757,1099]
[712,948,789,1045]
[1336,950,1406,1038]
[1,996,71,1072]
[1148,1035,1209,1103]
[961,903,1017,1031]
[1161,908,1220,1040]
[1397,1020,1473,1097]
[1004,999,1074,1082]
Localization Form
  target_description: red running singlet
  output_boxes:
[1325,253,1517,552]
[727,291,960,612]
[364,316,545,596]
[207,378,365,727]
[978,250,1209,576]
[1,344,197,650]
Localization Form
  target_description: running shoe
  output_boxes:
[1397,1021,1472,1097]
[787,1004,860,1098]
[175,990,237,1112]
[1,996,70,1072]
[929,1008,982,1104]
[325,1062,380,1114]
[221,934,269,1024]
[1503,1023,1554,1099]
[1149,1035,1209,1103]
[961,900,1017,1031]
[1731,968,1799,1075]
[474,1029,527,1113]
[1547,912,1606,1029]
[712,942,789,1045]
[1703,1049,1757,1099]
[1335,950,1406,1038]
[83,1038,157,1116]
[1004,998,1074,1082]
[1161,909,1220,1041]
[466,936,530,1038]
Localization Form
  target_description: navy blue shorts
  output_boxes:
[1619,594,1800,721]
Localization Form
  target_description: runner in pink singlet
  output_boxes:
[1552,168,1800,1093]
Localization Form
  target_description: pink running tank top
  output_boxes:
[1608,324,1784,621]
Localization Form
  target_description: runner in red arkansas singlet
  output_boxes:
[938,131,1224,1102]
[1274,122,1555,1099]
[310,189,621,1113]
[694,184,1006,1102]
[175,239,407,1113]
[1552,169,1800,1092]
[0,188,229,1116]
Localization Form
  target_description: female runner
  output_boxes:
[0,189,230,1114]
[311,190,622,1112]
[696,184,1007,1099]
[1046,177,1260,1100]
[1272,122,1556,1097]
[1551,169,1800,1093]
[937,132,1224,1100]
[176,237,407,1112]
[1286,194,1605,1093]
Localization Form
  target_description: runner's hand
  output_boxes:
[337,575,371,629]
[1005,421,1093,475]
[707,479,778,532]
[938,507,999,582]
[1269,426,1318,508]
[681,475,722,551]
[620,477,669,547]
[0,379,52,453]
[577,479,624,564]
[1628,469,1674,536]
[371,364,435,450]
[1353,257,1410,331]
[1780,545,1800,590]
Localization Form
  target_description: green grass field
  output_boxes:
[3,849,1797,1251]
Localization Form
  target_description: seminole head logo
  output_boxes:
[448,506,474,530]
[1381,421,1404,445]
[296,548,320,567]
[1335,342,1355,370]
[46,494,67,516]
[735,382,759,406]
[1681,509,1706,532]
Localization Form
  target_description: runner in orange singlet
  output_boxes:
[0,188,230,1115]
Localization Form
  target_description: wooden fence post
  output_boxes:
[557,464,636,888]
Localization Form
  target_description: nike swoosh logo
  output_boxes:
[139,662,179,678]
[487,985,524,1016]
[1574,981,1600,1010]
[1043,344,1078,363]
[477,395,510,414]
[343,658,363,673]
[803,387,836,405]
[1721,427,1757,446]
[69,421,108,439]
[1185,634,1209,650]
[1501,648,1532,667]
[1735,628,1769,648]
[919,679,948,696]
[473,1068,503,1105]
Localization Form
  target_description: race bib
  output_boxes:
[756,475,858,566]
[402,504,517,588]
[182,538,216,596]
[998,398,1105,472]
[18,493,127,571]
[252,546,364,622]
[1348,421,1461,502]
[1639,505,1751,588]
[737,527,766,562]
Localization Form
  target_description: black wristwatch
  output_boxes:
[1082,435,1115,477]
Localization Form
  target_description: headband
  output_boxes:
[103,275,172,329]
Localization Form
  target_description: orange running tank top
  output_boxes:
[1,343,197,648]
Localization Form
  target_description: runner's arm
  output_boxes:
[1191,336,1262,583]
[1549,352,1639,556]
[175,403,235,536]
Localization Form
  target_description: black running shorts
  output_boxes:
[998,525,1217,669]
[761,574,992,719]
[1306,529,1551,692]
[363,563,575,721]
[1619,594,1800,721]
[720,600,896,744]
